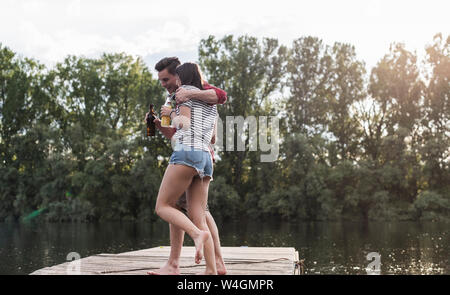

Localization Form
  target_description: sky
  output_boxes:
[0,0,449,74]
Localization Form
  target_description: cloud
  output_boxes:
[66,0,81,18]
[0,0,448,71]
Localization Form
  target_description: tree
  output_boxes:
[367,43,425,203]
[198,35,287,203]
[326,42,366,162]
[286,36,332,135]
[420,34,450,194]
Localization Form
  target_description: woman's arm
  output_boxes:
[153,118,176,139]
[172,105,191,130]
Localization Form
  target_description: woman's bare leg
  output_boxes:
[155,164,210,264]
[187,177,217,275]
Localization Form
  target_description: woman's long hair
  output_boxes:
[175,62,204,90]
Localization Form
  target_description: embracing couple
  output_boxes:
[145,57,227,275]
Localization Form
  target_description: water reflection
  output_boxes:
[0,220,448,275]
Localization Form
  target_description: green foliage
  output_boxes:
[0,33,449,223]
[0,45,166,222]
[45,198,95,222]
[199,35,287,199]
[413,191,450,221]
[208,176,240,219]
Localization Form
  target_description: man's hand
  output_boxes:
[153,117,162,129]
[175,87,195,104]
[144,112,162,128]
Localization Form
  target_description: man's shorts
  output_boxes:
[176,192,209,214]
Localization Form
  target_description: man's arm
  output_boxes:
[154,118,176,139]
[176,88,218,104]
[158,125,176,139]
[145,110,176,139]
[175,82,227,105]
[204,83,227,104]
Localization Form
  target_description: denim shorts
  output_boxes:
[169,144,213,179]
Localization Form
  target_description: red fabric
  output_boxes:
[203,82,227,105]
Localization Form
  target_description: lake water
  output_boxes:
[0,220,448,275]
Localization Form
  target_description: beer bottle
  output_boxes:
[161,93,175,127]
[146,104,157,137]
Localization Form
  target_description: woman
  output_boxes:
[153,63,218,275]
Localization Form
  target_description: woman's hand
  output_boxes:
[160,105,172,117]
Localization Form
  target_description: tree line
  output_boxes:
[0,33,448,223]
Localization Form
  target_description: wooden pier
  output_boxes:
[30,246,301,275]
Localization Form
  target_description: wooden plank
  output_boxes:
[30,246,297,275]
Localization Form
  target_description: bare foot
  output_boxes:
[193,231,210,264]
[216,258,227,275]
[147,263,180,275]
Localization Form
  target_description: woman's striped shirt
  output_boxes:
[173,85,218,152]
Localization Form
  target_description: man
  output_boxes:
[145,57,227,275]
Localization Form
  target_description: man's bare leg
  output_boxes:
[149,211,227,275]
[187,177,217,274]
[147,223,184,275]
[148,186,225,275]
[205,211,227,275]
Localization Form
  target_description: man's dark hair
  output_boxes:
[155,57,181,75]
[175,63,204,90]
